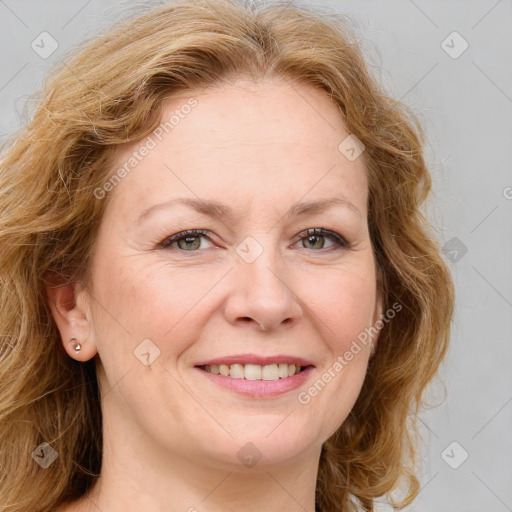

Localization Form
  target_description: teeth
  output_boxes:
[230,364,244,379]
[262,364,278,380]
[202,363,304,380]
[245,364,262,380]
[278,363,289,378]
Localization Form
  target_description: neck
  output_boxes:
[65,415,321,512]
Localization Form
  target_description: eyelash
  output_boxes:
[159,228,349,253]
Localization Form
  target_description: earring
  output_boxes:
[70,337,81,352]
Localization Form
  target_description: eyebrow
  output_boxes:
[136,196,362,224]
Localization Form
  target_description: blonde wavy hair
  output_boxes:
[0,1,454,511]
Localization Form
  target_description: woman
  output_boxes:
[0,1,454,511]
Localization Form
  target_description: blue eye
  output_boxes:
[159,228,349,252]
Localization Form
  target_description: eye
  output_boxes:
[294,228,349,251]
[160,229,212,251]
[159,228,349,252]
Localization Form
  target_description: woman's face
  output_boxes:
[76,78,382,469]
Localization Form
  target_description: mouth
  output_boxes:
[196,363,312,381]
[194,362,315,398]
[193,354,316,396]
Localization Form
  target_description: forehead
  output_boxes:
[106,77,368,218]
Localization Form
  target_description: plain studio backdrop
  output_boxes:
[0,1,511,511]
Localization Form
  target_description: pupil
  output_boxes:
[180,236,199,249]
[307,235,323,249]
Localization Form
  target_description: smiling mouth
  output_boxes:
[197,363,311,380]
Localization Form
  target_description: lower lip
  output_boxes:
[195,366,315,398]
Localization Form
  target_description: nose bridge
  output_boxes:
[239,234,290,301]
[226,233,301,330]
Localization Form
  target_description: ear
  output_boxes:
[45,275,97,361]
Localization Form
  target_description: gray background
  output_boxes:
[1,0,511,510]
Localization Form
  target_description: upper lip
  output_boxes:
[195,353,315,367]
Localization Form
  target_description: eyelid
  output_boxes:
[159,229,211,249]
[296,228,349,249]
[159,228,349,251]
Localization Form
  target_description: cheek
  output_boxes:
[296,263,377,437]
[303,261,377,352]
[93,254,216,353]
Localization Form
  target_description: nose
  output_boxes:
[223,245,303,332]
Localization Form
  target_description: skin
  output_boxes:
[47,76,383,512]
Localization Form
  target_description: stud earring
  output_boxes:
[70,337,81,352]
